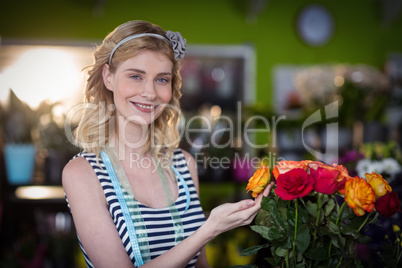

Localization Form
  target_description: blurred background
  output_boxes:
[0,0,402,267]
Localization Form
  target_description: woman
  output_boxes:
[63,20,272,268]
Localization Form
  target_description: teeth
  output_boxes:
[135,103,154,109]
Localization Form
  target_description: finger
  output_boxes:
[255,182,274,204]
[234,202,262,224]
[221,199,256,216]
[263,182,274,196]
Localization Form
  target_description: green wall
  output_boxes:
[1,0,401,108]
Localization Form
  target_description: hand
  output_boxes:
[204,182,274,238]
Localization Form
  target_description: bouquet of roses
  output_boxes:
[242,160,401,268]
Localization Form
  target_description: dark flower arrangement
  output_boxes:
[242,160,401,268]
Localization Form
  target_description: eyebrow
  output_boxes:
[124,68,172,76]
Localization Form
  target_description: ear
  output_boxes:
[102,64,113,91]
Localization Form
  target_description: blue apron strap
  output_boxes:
[171,165,191,212]
[100,151,144,266]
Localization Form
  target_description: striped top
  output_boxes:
[65,149,206,267]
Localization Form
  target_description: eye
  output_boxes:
[130,74,141,80]
[156,77,169,83]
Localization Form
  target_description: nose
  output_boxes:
[141,80,156,101]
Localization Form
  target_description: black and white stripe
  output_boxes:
[66,149,206,268]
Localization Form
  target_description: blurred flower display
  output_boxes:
[341,142,402,183]
[293,64,389,127]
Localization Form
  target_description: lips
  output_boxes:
[131,102,159,113]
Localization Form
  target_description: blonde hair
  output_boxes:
[74,20,182,163]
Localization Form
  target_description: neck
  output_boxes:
[110,117,151,162]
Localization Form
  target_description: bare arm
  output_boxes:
[141,185,273,268]
[64,154,273,268]
[181,150,209,267]
[62,157,133,267]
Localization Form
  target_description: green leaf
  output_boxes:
[306,201,318,217]
[296,252,303,262]
[349,216,366,230]
[240,243,270,256]
[357,235,372,244]
[339,225,359,238]
[275,247,288,257]
[324,198,336,216]
[266,257,279,267]
[255,209,274,227]
[317,225,331,236]
[295,224,311,255]
[270,247,282,263]
[260,196,271,211]
[304,247,329,261]
[278,207,288,222]
[268,226,286,240]
[287,207,296,227]
[328,221,340,235]
[267,199,286,227]
[280,235,293,250]
[331,234,347,249]
[331,235,341,248]
[340,205,355,220]
[298,207,310,224]
[338,234,346,247]
[296,263,306,268]
[322,194,329,206]
[250,225,271,241]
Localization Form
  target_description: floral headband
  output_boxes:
[108,30,186,65]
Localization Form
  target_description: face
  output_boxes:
[103,50,173,126]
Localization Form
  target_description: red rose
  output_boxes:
[275,168,314,200]
[375,191,401,218]
[310,167,341,195]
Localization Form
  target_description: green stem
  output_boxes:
[335,256,343,268]
[312,193,323,247]
[293,200,299,267]
[328,201,347,260]
[357,211,374,232]
[309,194,323,268]
[336,201,347,225]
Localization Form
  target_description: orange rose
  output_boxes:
[330,164,352,193]
[344,177,376,216]
[365,172,392,198]
[332,164,353,181]
[272,161,307,179]
[305,160,326,170]
[246,165,270,198]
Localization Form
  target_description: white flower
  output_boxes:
[382,158,402,175]
[370,161,384,174]
[356,159,372,178]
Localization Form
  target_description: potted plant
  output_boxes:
[0,90,36,185]
[36,101,79,185]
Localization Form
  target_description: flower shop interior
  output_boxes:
[1,0,402,267]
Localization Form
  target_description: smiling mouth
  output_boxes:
[131,102,158,111]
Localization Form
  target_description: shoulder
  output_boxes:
[179,149,197,169]
[175,149,200,193]
[62,155,100,196]
[62,154,108,211]
[63,155,94,180]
